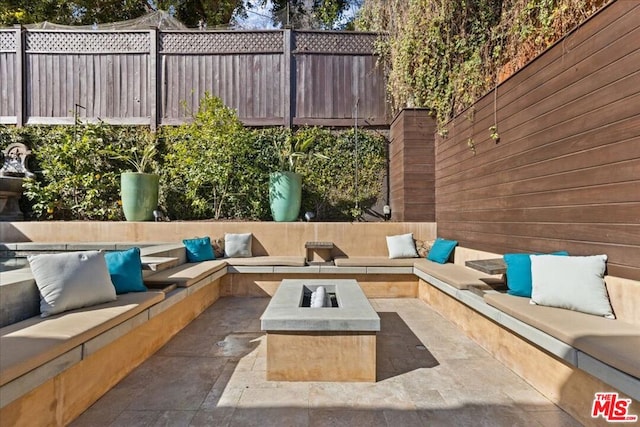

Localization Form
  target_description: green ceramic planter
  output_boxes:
[121,172,159,221]
[269,171,302,222]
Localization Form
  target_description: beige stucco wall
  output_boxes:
[0,222,437,257]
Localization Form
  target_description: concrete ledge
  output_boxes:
[261,279,380,332]
[149,288,189,318]
[83,311,150,357]
[577,352,640,401]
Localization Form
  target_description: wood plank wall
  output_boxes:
[434,0,640,280]
[389,109,436,221]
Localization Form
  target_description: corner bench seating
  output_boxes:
[1,242,639,427]
[1,291,165,405]
[485,291,640,390]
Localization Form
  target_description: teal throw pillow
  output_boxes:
[427,238,458,264]
[504,251,569,297]
[104,247,147,294]
[183,236,215,262]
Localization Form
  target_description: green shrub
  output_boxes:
[295,127,386,220]
[20,123,152,220]
[5,97,387,222]
[161,94,271,220]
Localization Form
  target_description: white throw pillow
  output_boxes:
[224,233,253,258]
[28,251,117,317]
[530,254,614,319]
[386,233,419,259]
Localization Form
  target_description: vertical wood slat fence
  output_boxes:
[0,28,386,129]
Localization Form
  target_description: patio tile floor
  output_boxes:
[71,297,580,427]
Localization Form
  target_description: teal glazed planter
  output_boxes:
[269,171,302,222]
[121,172,159,221]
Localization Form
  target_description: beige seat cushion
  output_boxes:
[334,257,418,267]
[225,256,306,267]
[414,259,504,290]
[485,293,640,379]
[0,291,164,386]
[144,260,227,287]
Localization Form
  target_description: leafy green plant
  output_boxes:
[358,0,601,127]
[161,94,267,220]
[103,135,158,174]
[271,130,329,173]
[295,127,386,220]
[489,125,500,142]
[21,123,153,220]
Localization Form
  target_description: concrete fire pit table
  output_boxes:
[261,279,380,382]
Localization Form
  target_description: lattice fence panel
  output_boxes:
[26,32,149,53]
[0,31,16,51]
[295,32,377,54]
[161,31,283,54]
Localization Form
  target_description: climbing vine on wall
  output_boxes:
[357,0,606,128]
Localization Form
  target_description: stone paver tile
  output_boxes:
[70,387,141,426]
[200,362,245,410]
[309,408,387,427]
[125,357,228,411]
[252,355,266,371]
[418,404,534,427]
[230,407,309,427]
[437,387,515,407]
[441,357,530,391]
[383,409,425,427]
[152,410,196,427]
[189,407,235,427]
[353,383,416,410]
[225,370,279,389]
[237,385,309,408]
[109,410,161,427]
[504,387,560,412]
[308,383,362,407]
[528,409,584,427]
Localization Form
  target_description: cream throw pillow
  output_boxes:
[386,233,419,259]
[224,233,253,258]
[28,251,117,317]
[530,254,614,319]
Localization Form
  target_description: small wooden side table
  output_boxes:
[305,241,334,265]
[465,258,507,275]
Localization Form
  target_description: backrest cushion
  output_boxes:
[531,254,614,319]
[427,238,458,264]
[225,233,253,258]
[28,251,117,317]
[105,247,147,294]
[386,233,419,259]
[504,251,568,297]
[183,237,215,262]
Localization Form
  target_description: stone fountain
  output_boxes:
[0,143,34,221]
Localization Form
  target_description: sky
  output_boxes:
[232,0,362,30]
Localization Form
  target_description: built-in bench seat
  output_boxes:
[414,259,504,290]
[143,260,227,288]
[485,292,640,383]
[224,256,306,266]
[3,239,639,426]
[0,291,164,407]
[416,266,640,410]
[334,256,417,267]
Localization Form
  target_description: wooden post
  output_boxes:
[283,29,294,128]
[14,25,23,127]
[148,28,158,131]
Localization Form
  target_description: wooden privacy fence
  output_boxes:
[0,28,387,129]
